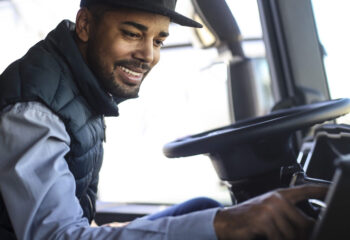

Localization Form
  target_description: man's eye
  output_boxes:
[122,30,140,38]
[154,40,164,48]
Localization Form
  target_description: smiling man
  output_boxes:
[0,0,327,240]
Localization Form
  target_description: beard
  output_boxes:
[86,42,150,99]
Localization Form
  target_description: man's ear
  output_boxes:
[75,8,92,43]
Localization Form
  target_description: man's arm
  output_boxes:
[0,101,219,240]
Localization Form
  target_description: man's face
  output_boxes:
[84,8,170,98]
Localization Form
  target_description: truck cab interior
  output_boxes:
[96,1,350,238]
[1,0,350,239]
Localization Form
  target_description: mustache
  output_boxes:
[114,60,151,71]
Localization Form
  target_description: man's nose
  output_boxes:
[133,39,154,64]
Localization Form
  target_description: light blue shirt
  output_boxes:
[0,101,219,240]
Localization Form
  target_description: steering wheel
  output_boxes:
[163,98,350,158]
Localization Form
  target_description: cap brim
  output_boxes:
[128,3,203,28]
[166,10,202,28]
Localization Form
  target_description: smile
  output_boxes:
[117,65,144,85]
[119,66,143,78]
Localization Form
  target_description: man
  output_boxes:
[0,0,327,239]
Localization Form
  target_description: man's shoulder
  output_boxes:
[0,39,76,111]
[1,38,67,84]
[22,39,68,80]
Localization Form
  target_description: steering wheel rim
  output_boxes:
[163,98,350,158]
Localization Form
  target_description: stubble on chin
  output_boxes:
[102,70,141,99]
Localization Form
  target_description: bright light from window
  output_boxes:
[226,0,263,39]
[312,0,350,123]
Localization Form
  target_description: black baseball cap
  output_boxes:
[80,0,202,28]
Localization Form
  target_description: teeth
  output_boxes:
[120,66,142,77]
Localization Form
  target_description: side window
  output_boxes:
[312,1,350,123]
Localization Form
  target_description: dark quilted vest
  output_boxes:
[0,20,120,238]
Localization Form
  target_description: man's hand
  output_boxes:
[214,185,328,240]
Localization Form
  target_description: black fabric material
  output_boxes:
[0,20,119,238]
[80,0,203,28]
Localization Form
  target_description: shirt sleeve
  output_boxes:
[0,101,219,240]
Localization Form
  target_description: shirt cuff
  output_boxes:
[167,207,219,240]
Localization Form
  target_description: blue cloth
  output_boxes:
[0,101,220,240]
[147,197,224,220]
